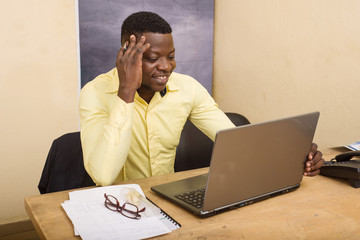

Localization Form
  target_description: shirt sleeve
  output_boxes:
[79,84,133,186]
[188,80,235,141]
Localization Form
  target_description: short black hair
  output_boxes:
[121,11,172,44]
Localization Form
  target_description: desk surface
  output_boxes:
[25,149,360,240]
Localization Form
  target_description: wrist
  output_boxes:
[118,87,136,103]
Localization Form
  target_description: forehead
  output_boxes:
[143,33,175,53]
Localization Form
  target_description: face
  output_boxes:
[139,33,176,98]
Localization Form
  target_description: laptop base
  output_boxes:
[151,174,300,218]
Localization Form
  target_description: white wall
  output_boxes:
[0,0,79,224]
[214,0,360,149]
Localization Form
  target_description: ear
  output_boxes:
[120,34,130,46]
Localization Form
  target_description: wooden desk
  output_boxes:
[25,149,360,239]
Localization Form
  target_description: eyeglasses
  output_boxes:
[104,193,146,220]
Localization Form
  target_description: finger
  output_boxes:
[308,143,318,160]
[132,36,150,61]
[126,35,137,55]
[304,169,320,177]
[312,150,323,164]
[304,160,313,172]
[122,41,128,54]
[304,155,324,175]
[133,35,149,54]
[139,35,150,52]
[306,149,323,164]
[307,151,323,170]
[117,41,128,59]
[135,42,150,57]
[305,157,324,171]
[312,157,325,170]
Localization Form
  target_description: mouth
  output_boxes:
[152,75,169,85]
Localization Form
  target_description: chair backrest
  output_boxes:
[38,132,95,194]
[174,112,250,172]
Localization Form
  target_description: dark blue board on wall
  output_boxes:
[78,0,214,94]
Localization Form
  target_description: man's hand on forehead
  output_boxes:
[116,35,150,103]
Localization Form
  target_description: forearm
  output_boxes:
[189,80,235,141]
[82,124,131,186]
[190,108,235,141]
[80,95,134,186]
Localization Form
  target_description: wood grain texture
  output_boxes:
[25,150,360,240]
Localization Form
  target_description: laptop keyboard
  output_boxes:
[175,188,205,209]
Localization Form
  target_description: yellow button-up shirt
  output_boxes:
[79,68,235,185]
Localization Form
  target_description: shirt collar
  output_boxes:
[106,69,120,94]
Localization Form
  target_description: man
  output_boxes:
[79,11,324,186]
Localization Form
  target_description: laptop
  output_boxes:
[151,112,320,217]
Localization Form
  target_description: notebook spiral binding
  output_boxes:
[160,210,181,227]
[146,197,181,229]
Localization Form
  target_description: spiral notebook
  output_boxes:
[62,184,180,239]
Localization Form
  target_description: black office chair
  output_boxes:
[38,132,95,194]
[174,112,250,172]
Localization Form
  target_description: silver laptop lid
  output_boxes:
[203,112,319,211]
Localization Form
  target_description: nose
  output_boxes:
[157,57,172,72]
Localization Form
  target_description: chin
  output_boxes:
[140,84,165,93]
[150,84,166,93]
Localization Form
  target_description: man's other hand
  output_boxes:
[304,143,324,176]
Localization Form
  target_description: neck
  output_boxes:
[137,88,155,104]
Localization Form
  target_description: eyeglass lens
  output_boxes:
[104,194,143,219]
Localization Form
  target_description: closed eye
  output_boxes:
[143,57,158,62]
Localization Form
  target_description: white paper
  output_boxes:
[61,184,174,240]
[345,141,360,151]
[69,184,144,202]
